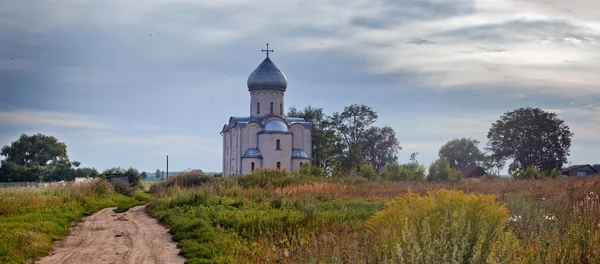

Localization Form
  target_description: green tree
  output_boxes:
[155,169,164,180]
[486,107,573,174]
[141,171,148,180]
[288,106,340,172]
[427,156,462,182]
[1,133,70,168]
[362,126,402,173]
[124,167,141,187]
[330,104,378,172]
[439,138,485,169]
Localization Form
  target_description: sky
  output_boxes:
[1,0,599,174]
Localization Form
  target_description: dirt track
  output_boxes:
[37,205,185,264]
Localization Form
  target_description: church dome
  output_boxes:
[262,119,289,132]
[247,57,288,91]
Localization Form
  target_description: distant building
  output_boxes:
[220,45,312,177]
[459,166,486,178]
[561,165,598,176]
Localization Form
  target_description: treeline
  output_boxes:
[291,105,575,180]
[0,133,142,185]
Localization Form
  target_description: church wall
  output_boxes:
[222,131,226,176]
[240,126,249,155]
[304,128,312,158]
[291,159,309,172]
[250,90,284,118]
[247,124,260,148]
[242,158,261,175]
[290,124,304,149]
[258,133,292,172]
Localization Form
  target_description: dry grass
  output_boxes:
[148,175,600,263]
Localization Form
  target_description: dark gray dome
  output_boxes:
[247,57,287,91]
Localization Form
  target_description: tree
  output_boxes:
[362,126,402,173]
[1,133,70,168]
[124,167,141,187]
[486,107,573,174]
[330,104,379,171]
[155,169,164,180]
[288,106,340,171]
[439,138,485,169]
[427,156,462,182]
[141,171,148,180]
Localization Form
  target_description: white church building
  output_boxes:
[221,46,312,176]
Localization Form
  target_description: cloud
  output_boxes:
[406,38,436,45]
[3,0,600,99]
[0,110,111,130]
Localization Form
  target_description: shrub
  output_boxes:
[151,170,214,194]
[112,180,136,197]
[366,189,518,263]
[382,161,426,181]
[427,157,462,182]
[359,161,377,180]
[512,165,544,180]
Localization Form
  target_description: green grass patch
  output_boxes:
[0,180,150,264]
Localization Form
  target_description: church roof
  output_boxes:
[242,148,262,159]
[221,116,310,133]
[292,149,310,159]
[247,57,288,91]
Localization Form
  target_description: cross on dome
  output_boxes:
[261,43,274,58]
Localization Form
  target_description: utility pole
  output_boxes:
[166,155,169,180]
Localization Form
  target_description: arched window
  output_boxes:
[257,103,260,114]
[280,103,283,115]
[270,102,274,114]
[300,162,303,167]
[251,162,255,171]
[276,139,281,150]
[277,162,281,169]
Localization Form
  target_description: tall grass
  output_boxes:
[147,170,600,263]
[0,179,151,264]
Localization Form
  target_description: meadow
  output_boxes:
[148,170,600,264]
[0,179,151,264]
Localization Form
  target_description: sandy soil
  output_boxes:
[37,205,186,264]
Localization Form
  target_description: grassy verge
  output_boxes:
[0,179,151,264]
[148,171,600,263]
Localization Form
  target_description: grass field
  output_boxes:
[148,170,600,264]
[0,179,151,264]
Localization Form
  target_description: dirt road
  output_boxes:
[37,205,186,264]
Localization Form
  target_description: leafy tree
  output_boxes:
[362,126,402,173]
[288,106,340,171]
[1,133,70,168]
[124,167,141,187]
[141,171,148,180]
[486,107,573,174]
[330,104,378,171]
[427,156,462,182]
[439,138,484,169]
[155,169,164,180]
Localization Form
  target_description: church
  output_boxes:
[221,45,312,176]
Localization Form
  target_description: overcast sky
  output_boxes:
[1,0,599,173]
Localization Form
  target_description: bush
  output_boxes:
[382,162,426,181]
[151,171,215,194]
[366,189,518,263]
[359,161,377,180]
[512,165,544,180]
[427,157,462,182]
[112,180,136,197]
